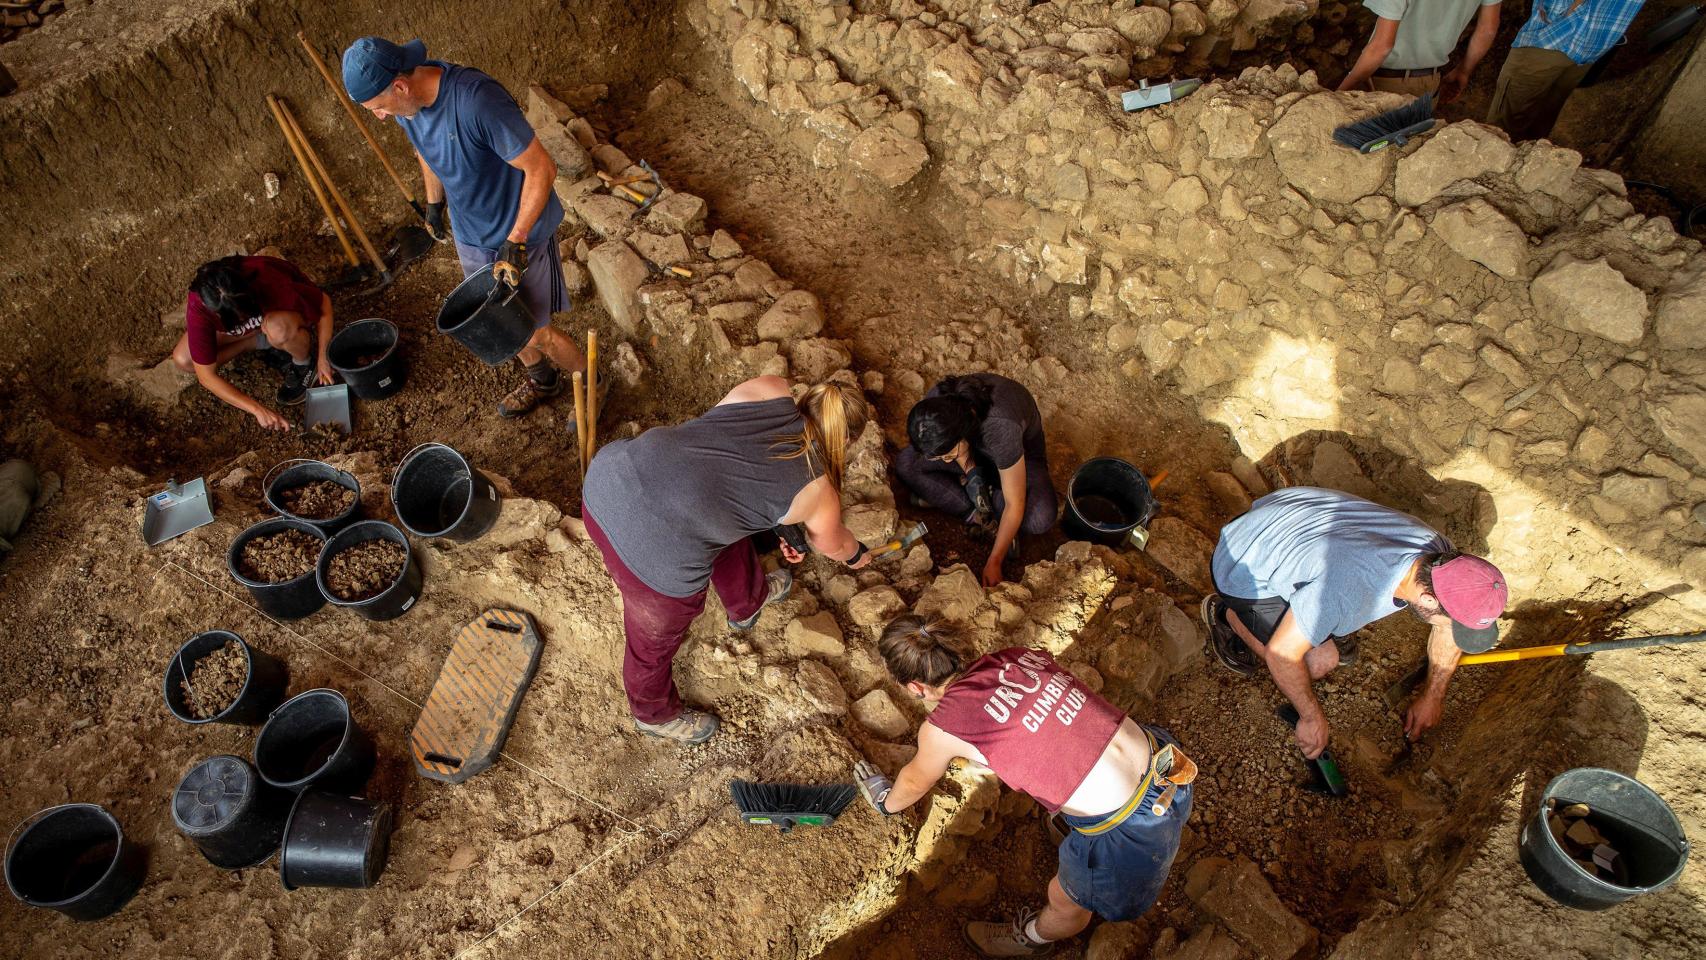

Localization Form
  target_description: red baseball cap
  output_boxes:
[1431,555,1508,652]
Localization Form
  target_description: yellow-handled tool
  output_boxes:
[868,522,928,561]
[1459,631,1706,665]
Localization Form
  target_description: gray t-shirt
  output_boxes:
[925,373,1042,469]
[582,397,818,597]
[1362,0,1502,69]
[1211,487,1451,646]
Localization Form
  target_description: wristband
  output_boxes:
[845,542,868,566]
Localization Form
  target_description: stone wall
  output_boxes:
[687,0,1706,628]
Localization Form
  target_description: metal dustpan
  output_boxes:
[142,477,214,546]
[304,383,352,434]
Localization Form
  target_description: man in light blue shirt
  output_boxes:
[1487,0,1648,140]
[1338,0,1503,101]
[1204,488,1509,759]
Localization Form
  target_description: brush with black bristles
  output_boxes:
[730,780,857,834]
[1333,92,1438,154]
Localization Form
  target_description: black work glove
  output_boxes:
[414,200,448,241]
[493,239,526,287]
[962,465,996,532]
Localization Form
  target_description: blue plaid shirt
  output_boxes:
[1512,0,1648,63]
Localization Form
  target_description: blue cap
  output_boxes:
[341,37,427,102]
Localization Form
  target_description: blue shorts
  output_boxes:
[455,236,571,331]
[1057,727,1193,921]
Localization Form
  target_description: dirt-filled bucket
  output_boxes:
[279,791,393,890]
[163,630,288,726]
[328,318,405,400]
[254,689,376,793]
[171,755,293,869]
[263,460,362,533]
[1061,457,1159,549]
[228,517,330,620]
[391,443,501,543]
[436,270,534,365]
[1519,767,1689,910]
[5,804,146,921]
[316,520,423,621]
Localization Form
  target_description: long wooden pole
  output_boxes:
[266,94,360,267]
[275,97,387,276]
[585,330,599,466]
[295,31,416,206]
[572,371,588,476]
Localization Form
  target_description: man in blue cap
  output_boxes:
[343,36,594,423]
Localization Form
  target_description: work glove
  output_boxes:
[414,199,448,242]
[854,760,896,815]
[962,466,996,533]
[493,239,526,287]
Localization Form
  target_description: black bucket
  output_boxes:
[163,631,289,726]
[279,791,393,890]
[171,755,293,869]
[328,318,406,400]
[5,804,146,921]
[391,443,502,542]
[1061,457,1160,549]
[263,459,362,534]
[1519,767,1689,910]
[254,689,376,793]
[228,517,329,620]
[436,270,535,365]
[315,520,423,621]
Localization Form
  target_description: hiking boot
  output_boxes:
[728,569,793,630]
[497,372,564,419]
[634,707,720,745]
[1201,593,1259,678]
[277,362,312,406]
[1331,633,1359,667]
[965,909,1052,958]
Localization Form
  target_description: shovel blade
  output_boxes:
[386,225,437,270]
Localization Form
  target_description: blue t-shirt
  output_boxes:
[397,61,564,251]
[1211,487,1451,646]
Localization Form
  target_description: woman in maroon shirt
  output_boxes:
[169,255,335,430]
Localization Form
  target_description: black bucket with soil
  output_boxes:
[4,804,146,921]
[171,755,293,869]
[391,443,501,543]
[436,270,535,365]
[279,791,394,890]
[228,517,329,620]
[1061,457,1159,549]
[1519,767,1689,910]
[254,689,375,793]
[316,520,422,621]
[328,318,406,400]
[263,459,362,533]
[163,630,288,726]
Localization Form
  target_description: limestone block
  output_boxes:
[852,689,912,740]
[927,43,985,108]
[732,34,773,99]
[848,586,906,630]
[587,241,648,335]
[1429,198,1527,280]
[537,122,593,182]
[1164,176,1210,214]
[1186,857,1318,960]
[756,290,826,340]
[1530,255,1648,345]
[848,125,930,188]
[1267,94,1398,204]
[1145,517,1215,591]
[1654,265,1706,349]
[105,353,193,411]
[784,611,846,658]
[1200,101,1263,159]
[1601,472,1671,515]
[843,502,899,545]
[1206,471,1252,514]
[788,338,853,381]
[709,229,743,259]
[797,660,848,716]
[631,231,691,268]
[647,192,708,234]
[1394,122,1516,207]
[1157,601,1203,674]
[917,566,986,622]
[1514,143,1582,197]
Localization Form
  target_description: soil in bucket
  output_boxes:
[323,539,407,602]
[237,529,323,584]
[276,481,355,522]
[179,639,248,721]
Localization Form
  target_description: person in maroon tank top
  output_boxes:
[855,615,1198,957]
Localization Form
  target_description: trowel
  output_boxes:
[1121,78,1202,112]
[142,478,215,546]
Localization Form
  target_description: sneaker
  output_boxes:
[497,372,564,419]
[634,707,720,745]
[277,362,311,406]
[728,569,793,630]
[1332,633,1359,667]
[260,347,294,370]
[566,374,613,438]
[965,909,1052,958]
[1201,594,1259,678]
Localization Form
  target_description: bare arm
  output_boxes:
[1266,612,1330,758]
[881,722,971,813]
[504,137,556,244]
[1338,17,1400,91]
[786,478,870,568]
[194,363,288,431]
[314,291,334,386]
[415,150,444,204]
[983,460,1026,587]
[1405,617,1462,738]
[717,375,790,406]
[1442,4,1502,101]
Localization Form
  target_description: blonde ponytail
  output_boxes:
[774,381,870,488]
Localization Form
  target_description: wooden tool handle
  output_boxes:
[276,97,387,275]
[297,31,415,205]
[266,94,360,267]
[585,330,599,466]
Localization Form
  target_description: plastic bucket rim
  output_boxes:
[257,688,356,790]
[228,517,329,591]
[315,521,413,608]
[4,803,125,909]
[1533,766,1689,895]
[164,630,257,725]
[1066,457,1155,530]
[262,462,361,527]
[328,318,399,374]
[391,443,476,538]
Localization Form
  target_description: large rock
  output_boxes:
[1145,517,1216,592]
[756,290,826,340]
[1394,122,1515,207]
[1159,926,1247,960]
[851,689,912,740]
[537,122,593,182]
[848,125,930,188]
[1514,143,1582,196]
[796,660,847,716]
[1267,94,1399,204]
[1156,601,1203,674]
[1200,101,1263,159]
[1654,265,1706,349]
[587,241,649,334]
[1186,857,1317,960]
[787,338,853,381]
[732,35,772,99]
[105,353,193,411]
[783,611,846,658]
[1530,254,1648,345]
[848,586,906,631]
[571,193,639,241]
[1648,392,1706,466]
[916,566,986,622]
[1428,198,1528,279]
[646,191,708,234]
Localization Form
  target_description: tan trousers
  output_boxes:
[1370,73,1441,97]
[1487,46,1592,141]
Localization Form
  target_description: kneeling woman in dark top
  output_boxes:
[895,373,1058,587]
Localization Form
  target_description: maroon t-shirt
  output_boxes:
[927,648,1123,812]
[183,256,323,365]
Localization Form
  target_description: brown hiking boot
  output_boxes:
[634,707,720,745]
[497,373,563,419]
[728,569,793,630]
[965,910,1052,957]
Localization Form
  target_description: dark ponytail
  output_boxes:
[190,256,261,332]
[907,375,993,458]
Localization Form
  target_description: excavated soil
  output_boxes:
[322,539,407,602]
[276,479,355,520]
[236,528,322,583]
[180,638,248,720]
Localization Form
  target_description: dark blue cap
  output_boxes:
[341,37,427,102]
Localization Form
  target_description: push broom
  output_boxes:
[1333,91,1439,154]
[730,780,857,834]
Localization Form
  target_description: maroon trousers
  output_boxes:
[582,509,767,723]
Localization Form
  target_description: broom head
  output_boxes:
[729,780,857,833]
[1332,92,1438,153]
